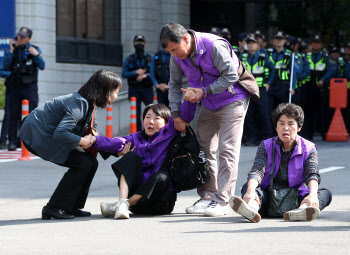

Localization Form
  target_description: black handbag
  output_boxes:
[161,126,210,191]
[267,139,298,217]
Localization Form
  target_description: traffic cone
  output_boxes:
[106,106,113,138]
[326,78,349,142]
[130,97,137,134]
[19,99,33,161]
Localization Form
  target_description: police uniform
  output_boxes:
[149,49,171,107]
[267,31,297,113]
[2,27,45,150]
[301,35,338,140]
[0,63,11,149]
[122,35,153,131]
[240,34,274,145]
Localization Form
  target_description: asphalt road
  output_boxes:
[0,138,349,254]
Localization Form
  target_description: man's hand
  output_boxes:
[289,89,295,95]
[9,39,17,53]
[265,83,270,91]
[136,68,146,75]
[174,117,188,133]
[117,142,135,157]
[28,46,39,56]
[156,83,169,92]
[136,74,147,82]
[317,79,324,88]
[181,87,203,103]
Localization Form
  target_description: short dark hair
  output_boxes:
[271,103,304,128]
[142,104,171,124]
[78,69,122,108]
[160,23,188,49]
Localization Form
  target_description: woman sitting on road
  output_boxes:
[230,103,332,222]
[89,103,189,219]
[18,69,122,220]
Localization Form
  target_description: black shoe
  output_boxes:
[0,140,6,150]
[42,206,75,220]
[8,143,17,151]
[74,209,91,217]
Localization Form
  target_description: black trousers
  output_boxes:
[156,88,169,107]
[49,150,98,212]
[244,88,272,143]
[241,182,332,217]
[8,84,39,145]
[111,152,176,215]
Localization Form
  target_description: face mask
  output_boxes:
[243,44,248,51]
[135,44,145,56]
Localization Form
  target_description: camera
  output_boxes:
[12,36,17,48]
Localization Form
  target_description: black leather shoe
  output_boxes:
[42,206,75,220]
[8,143,17,151]
[74,209,91,217]
[0,141,6,150]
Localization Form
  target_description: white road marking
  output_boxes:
[319,166,345,174]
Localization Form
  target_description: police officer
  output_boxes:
[266,31,297,114]
[221,27,232,44]
[2,27,45,151]
[302,35,338,140]
[149,49,171,107]
[234,33,248,59]
[285,35,310,106]
[240,34,274,145]
[122,35,153,131]
[0,62,11,149]
[254,30,267,53]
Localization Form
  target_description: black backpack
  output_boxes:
[161,126,210,191]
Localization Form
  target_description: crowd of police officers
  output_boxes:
[209,27,350,145]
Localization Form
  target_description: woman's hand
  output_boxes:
[243,189,259,205]
[300,194,320,208]
[117,142,135,156]
[79,134,93,149]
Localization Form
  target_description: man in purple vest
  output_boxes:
[230,103,332,222]
[160,23,249,217]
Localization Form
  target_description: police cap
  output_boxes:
[17,27,33,38]
[221,27,231,35]
[246,33,258,43]
[209,27,221,35]
[312,34,323,43]
[237,33,248,42]
[286,35,297,45]
[134,34,146,43]
[272,31,286,39]
[328,44,339,53]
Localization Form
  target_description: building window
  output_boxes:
[56,0,122,66]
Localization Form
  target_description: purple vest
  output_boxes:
[260,135,315,199]
[174,30,249,111]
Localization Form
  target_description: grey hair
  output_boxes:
[160,23,188,48]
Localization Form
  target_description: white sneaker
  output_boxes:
[204,200,230,217]
[100,201,117,217]
[229,196,261,223]
[186,199,211,214]
[283,206,320,221]
[114,199,130,219]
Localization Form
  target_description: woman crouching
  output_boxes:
[230,103,332,222]
[89,104,183,219]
